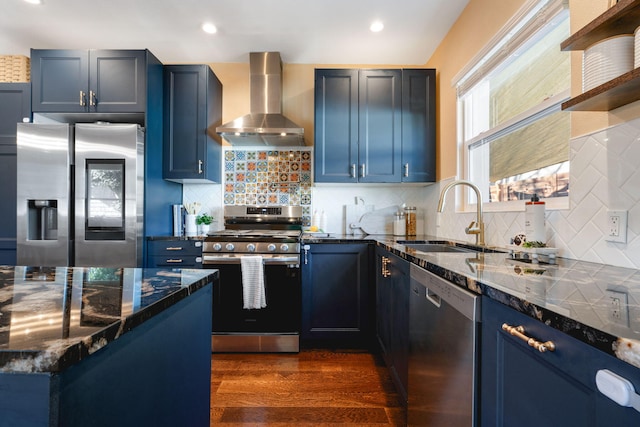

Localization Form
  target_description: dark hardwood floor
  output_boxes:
[211,350,406,426]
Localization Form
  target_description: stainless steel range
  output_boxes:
[203,205,302,353]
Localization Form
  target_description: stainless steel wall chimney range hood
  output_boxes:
[216,52,305,146]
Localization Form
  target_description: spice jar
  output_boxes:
[404,206,417,236]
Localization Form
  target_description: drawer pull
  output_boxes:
[381,256,391,278]
[165,247,184,251]
[502,323,556,353]
[165,259,183,263]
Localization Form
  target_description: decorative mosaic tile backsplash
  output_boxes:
[223,149,313,225]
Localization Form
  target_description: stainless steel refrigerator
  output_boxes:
[16,122,144,267]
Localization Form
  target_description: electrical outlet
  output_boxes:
[606,210,627,243]
[606,289,629,327]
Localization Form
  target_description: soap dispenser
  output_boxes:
[525,194,545,242]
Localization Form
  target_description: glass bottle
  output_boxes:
[405,206,417,236]
[393,212,406,236]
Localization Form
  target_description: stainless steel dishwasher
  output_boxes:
[408,263,480,426]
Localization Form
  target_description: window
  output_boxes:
[455,0,570,210]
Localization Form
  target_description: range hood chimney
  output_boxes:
[216,52,305,146]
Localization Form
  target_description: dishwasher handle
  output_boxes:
[426,288,442,308]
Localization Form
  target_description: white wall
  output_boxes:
[309,184,432,235]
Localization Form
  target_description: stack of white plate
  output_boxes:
[634,26,640,68]
[582,34,634,92]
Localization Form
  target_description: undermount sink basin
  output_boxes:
[398,241,476,253]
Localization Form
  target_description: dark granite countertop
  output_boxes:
[303,233,640,369]
[0,266,217,373]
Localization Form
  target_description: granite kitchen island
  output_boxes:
[0,266,217,427]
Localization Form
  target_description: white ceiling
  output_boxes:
[2,0,469,65]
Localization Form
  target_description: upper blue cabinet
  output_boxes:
[162,64,223,183]
[314,68,435,183]
[401,69,436,183]
[31,49,151,113]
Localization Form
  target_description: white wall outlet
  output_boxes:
[606,210,628,243]
[606,289,629,327]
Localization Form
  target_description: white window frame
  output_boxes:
[452,0,570,213]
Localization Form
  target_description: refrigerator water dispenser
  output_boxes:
[27,200,58,240]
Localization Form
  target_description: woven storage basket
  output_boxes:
[0,55,31,82]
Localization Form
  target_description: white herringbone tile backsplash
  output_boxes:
[429,118,640,269]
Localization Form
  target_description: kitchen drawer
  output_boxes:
[147,239,203,268]
[148,255,202,268]
[147,239,203,256]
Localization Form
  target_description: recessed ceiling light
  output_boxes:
[23,0,43,4]
[370,21,384,33]
[202,22,217,34]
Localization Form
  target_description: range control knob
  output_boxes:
[212,243,222,251]
[247,243,256,252]
[280,244,289,252]
[267,244,277,252]
[225,243,235,251]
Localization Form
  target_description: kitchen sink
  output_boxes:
[397,241,476,253]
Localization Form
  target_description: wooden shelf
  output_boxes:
[561,0,640,111]
[562,67,640,111]
[561,0,640,51]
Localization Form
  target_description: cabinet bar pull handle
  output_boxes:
[381,256,391,278]
[404,163,409,177]
[198,160,203,174]
[502,323,556,353]
[303,244,310,265]
[350,164,356,178]
[79,91,86,106]
[360,163,366,178]
[89,90,96,106]
[165,247,184,251]
[165,259,183,263]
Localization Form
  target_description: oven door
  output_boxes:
[204,255,301,335]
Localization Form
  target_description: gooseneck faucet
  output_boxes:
[437,180,485,246]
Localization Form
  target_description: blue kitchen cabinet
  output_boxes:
[401,69,435,182]
[481,296,640,426]
[375,246,410,403]
[314,68,435,183]
[314,69,401,183]
[314,69,358,183]
[146,239,203,268]
[31,49,149,113]
[163,64,223,183]
[301,243,373,347]
[0,83,31,265]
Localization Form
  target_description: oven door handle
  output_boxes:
[203,255,300,266]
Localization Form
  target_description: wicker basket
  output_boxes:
[0,55,31,82]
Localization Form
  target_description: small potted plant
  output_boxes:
[196,213,213,235]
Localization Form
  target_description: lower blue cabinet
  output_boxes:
[375,246,409,403]
[301,243,373,347]
[481,296,640,426]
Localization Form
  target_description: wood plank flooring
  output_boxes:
[211,350,406,426]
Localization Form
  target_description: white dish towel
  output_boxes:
[240,255,266,309]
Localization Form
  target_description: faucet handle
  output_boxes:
[465,221,480,234]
